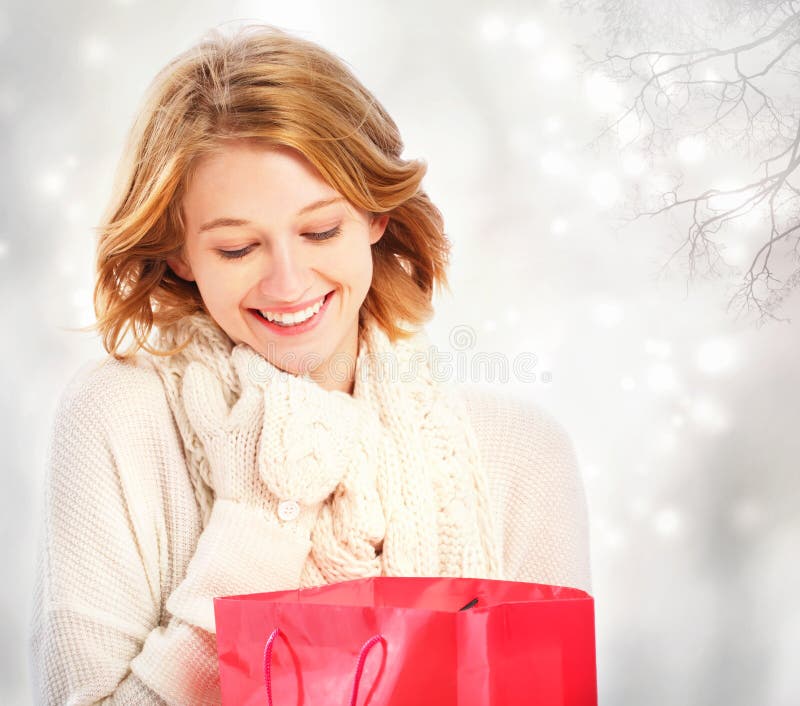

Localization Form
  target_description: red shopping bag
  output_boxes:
[213,576,597,706]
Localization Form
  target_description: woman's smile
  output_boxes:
[249,289,335,336]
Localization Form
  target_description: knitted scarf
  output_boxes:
[147,311,500,585]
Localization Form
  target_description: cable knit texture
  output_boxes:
[150,312,500,592]
[29,322,592,705]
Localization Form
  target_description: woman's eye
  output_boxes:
[215,227,340,259]
[216,245,254,260]
[304,226,341,241]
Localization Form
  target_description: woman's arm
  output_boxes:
[460,385,593,593]
[28,358,312,705]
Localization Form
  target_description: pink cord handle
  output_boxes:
[263,628,386,706]
[348,634,386,706]
[263,628,281,706]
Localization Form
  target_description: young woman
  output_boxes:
[29,24,591,705]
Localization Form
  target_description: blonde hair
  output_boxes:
[92,24,451,357]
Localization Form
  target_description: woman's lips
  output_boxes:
[250,290,334,337]
[256,291,330,315]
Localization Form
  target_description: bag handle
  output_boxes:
[263,628,386,706]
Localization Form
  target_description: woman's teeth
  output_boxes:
[258,294,325,326]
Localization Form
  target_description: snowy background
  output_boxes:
[3,1,799,704]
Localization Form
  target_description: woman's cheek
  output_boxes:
[195,262,243,306]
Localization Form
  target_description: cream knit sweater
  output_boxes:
[28,354,592,706]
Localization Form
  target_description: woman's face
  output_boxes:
[169,142,388,393]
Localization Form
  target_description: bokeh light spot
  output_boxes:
[677,135,707,163]
[550,217,568,235]
[646,363,679,395]
[479,15,508,42]
[589,171,621,208]
[654,507,682,537]
[592,298,624,327]
[696,337,739,376]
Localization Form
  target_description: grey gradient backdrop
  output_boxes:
[3,1,799,704]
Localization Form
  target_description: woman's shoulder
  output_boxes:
[49,352,198,528]
[455,384,591,590]
[54,353,173,436]
[455,384,578,471]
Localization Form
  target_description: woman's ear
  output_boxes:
[369,214,390,245]
[166,253,195,281]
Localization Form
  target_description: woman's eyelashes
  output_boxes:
[215,226,342,260]
[303,225,341,242]
[216,245,254,260]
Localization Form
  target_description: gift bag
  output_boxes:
[214,576,597,706]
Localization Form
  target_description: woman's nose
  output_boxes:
[257,241,310,301]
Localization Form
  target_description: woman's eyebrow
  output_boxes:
[198,217,251,233]
[198,197,345,233]
[296,196,345,216]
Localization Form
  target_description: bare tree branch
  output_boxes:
[576,0,800,321]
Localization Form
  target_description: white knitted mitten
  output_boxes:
[305,408,387,584]
[182,344,354,540]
